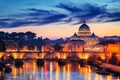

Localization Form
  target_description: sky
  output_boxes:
[0,0,120,39]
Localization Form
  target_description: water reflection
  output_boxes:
[2,60,120,80]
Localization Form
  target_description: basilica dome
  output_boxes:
[79,21,90,30]
[78,21,91,37]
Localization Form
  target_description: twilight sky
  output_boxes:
[0,0,120,39]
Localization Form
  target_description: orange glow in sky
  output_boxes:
[1,21,120,39]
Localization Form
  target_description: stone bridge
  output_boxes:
[0,51,105,60]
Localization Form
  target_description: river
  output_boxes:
[0,60,120,80]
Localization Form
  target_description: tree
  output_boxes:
[0,31,5,40]
[109,53,119,65]
[53,44,63,51]
[17,32,25,40]
[99,39,117,46]
[0,39,6,52]
[87,55,102,67]
[28,42,36,50]
[11,32,18,40]
[17,40,24,50]
[25,31,36,40]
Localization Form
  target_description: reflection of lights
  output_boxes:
[33,62,36,76]
[63,66,66,80]
[67,64,71,80]
[20,68,22,79]
[88,66,91,80]
[100,75,103,80]
[5,61,118,80]
[39,66,44,80]
[107,75,112,80]
[88,66,91,73]
[78,65,80,68]
[95,74,99,80]
[117,77,120,80]
[0,52,4,58]
[56,62,59,80]
[12,66,17,79]
[30,74,33,80]
[78,66,91,80]
[50,62,53,80]
[45,62,48,80]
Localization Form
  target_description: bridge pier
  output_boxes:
[36,59,44,66]
[15,59,24,68]
[78,59,87,67]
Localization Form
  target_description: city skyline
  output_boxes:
[1,21,120,39]
[0,0,120,39]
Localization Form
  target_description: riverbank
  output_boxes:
[99,63,120,73]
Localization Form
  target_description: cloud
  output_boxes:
[109,0,120,3]
[56,3,107,16]
[0,8,68,28]
[56,3,120,24]
[0,18,14,21]
[0,22,8,28]
[0,2,119,28]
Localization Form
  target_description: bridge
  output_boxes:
[6,50,105,53]
[0,50,105,60]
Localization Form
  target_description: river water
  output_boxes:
[1,60,120,80]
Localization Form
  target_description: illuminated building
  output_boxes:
[64,21,101,52]
[107,44,120,62]
[63,40,85,52]
[107,44,120,53]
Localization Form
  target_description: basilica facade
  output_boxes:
[63,21,101,52]
[70,21,99,48]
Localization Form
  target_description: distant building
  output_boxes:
[63,40,85,52]
[64,21,102,52]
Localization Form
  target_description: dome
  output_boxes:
[79,21,90,30]
[78,21,91,37]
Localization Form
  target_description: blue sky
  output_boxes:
[0,0,120,39]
